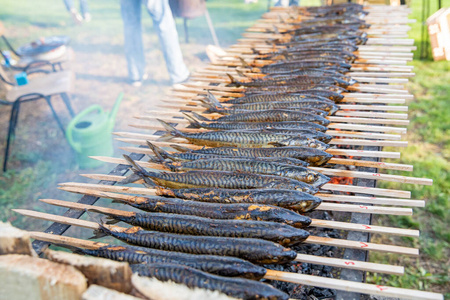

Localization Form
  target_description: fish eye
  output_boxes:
[307,174,314,182]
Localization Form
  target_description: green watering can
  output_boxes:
[66,93,124,169]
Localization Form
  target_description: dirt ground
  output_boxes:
[0,28,213,233]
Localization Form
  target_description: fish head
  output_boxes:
[307,139,330,151]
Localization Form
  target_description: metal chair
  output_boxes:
[0,22,72,74]
[0,66,75,171]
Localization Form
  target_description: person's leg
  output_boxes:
[145,0,189,84]
[63,0,74,12]
[79,0,91,20]
[120,0,146,83]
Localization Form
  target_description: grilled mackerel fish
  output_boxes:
[162,158,330,187]
[93,223,298,264]
[61,244,267,280]
[188,109,330,125]
[132,263,289,300]
[125,155,318,194]
[146,141,309,167]
[155,187,322,213]
[158,119,329,150]
[170,145,333,166]
[93,210,310,246]
[184,114,327,132]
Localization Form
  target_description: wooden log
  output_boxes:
[0,222,36,256]
[44,249,133,293]
[82,285,141,300]
[0,254,87,300]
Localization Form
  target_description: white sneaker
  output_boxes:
[83,13,92,22]
[70,9,83,24]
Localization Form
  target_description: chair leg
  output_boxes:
[3,100,20,172]
[44,96,66,135]
[60,92,75,117]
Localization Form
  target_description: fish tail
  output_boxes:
[199,98,220,113]
[147,141,169,162]
[90,221,109,240]
[157,119,183,141]
[119,173,142,185]
[238,57,250,68]
[86,208,119,225]
[123,154,157,187]
[182,113,202,129]
[273,25,280,34]
[170,144,192,153]
[191,111,210,122]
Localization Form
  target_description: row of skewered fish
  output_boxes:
[40,3,375,299]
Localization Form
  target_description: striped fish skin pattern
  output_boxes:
[112,193,312,228]
[155,187,322,213]
[212,109,330,126]
[176,146,333,166]
[74,245,267,280]
[166,158,329,187]
[131,263,289,300]
[96,224,298,264]
[98,210,309,246]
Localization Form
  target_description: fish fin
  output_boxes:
[119,173,142,184]
[207,91,224,107]
[226,73,240,87]
[191,111,210,122]
[199,98,220,113]
[156,119,182,140]
[182,112,202,129]
[268,141,286,147]
[123,154,157,187]
[238,57,250,68]
[236,69,248,78]
[273,25,280,34]
[147,141,169,162]
[170,144,191,153]
[89,229,108,240]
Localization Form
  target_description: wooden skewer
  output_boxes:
[138,112,410,129]
[114,139,414,172]
[15,209,418,256]
[39,199,419,238]
[89,154,430,186]
[130,122,404,141]
[28,231,414,290]
[113,132,405,156]
[132,121,407,134]
[81,171,425,208]
[59,179,412,203]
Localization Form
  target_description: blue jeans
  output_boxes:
[63,0,89,15]
[120,0,190,84]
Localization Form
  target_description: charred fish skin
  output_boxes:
[97,224,298,264]
[77,245,267,280]
[147,142,309,167]
[98,211,310,246]
[184,115,327,133]
[222,93,334,104]
[169,158,328,187]
[119,195,312,228]
[134,168,319,193]
[131,263,289,300]
[156,187,322,213]
[213,109,330,126]
[182,146,333,166]
[260,128,333,143]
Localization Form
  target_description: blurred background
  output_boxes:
[0,0,448,297]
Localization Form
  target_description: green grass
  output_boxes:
[365,1,450,297]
